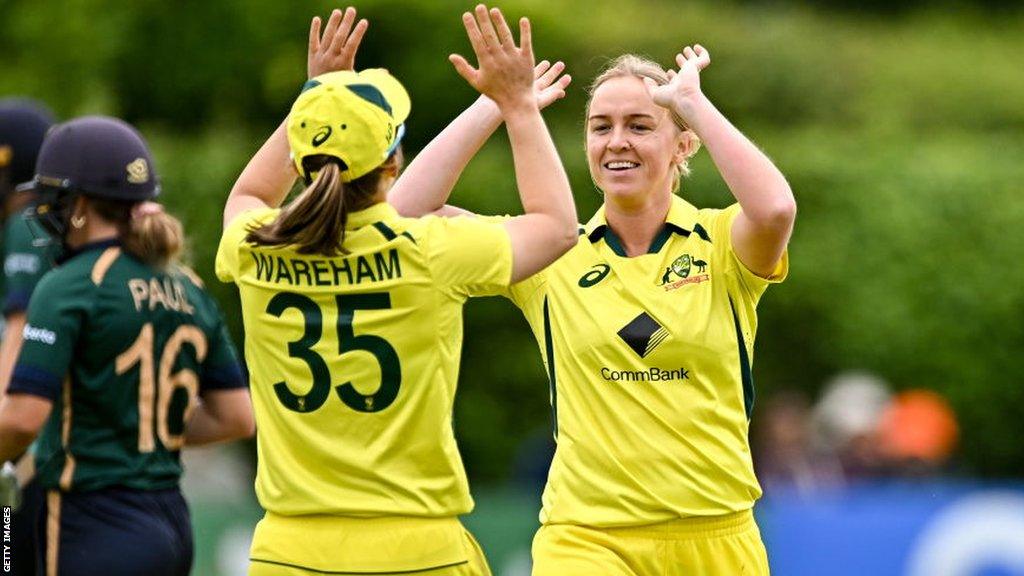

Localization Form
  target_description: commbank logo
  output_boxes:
[601,366,689,382]
[617,311,669,358]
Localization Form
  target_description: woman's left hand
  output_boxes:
[307,7,369,79]
[647,44,711,120]
[534,60,572,110]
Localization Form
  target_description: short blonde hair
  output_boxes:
[586,54,701,188]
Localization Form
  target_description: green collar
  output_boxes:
[583,196,703,256]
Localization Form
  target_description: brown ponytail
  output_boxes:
[245,154,398,256]
[90,197,184,268]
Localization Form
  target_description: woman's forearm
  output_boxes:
[223,120,295,227]
[682,93,795,275]
[684,94,795,228]
[389,59,570,218]
[185,390,254,446]
[387,96,503,217]
[502,101,578,282]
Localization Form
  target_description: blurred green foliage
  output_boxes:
[2,0,1022,479]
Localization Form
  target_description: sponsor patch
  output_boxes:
[22,324,56,345]
[4,253,40,275]
[617,312,669,358]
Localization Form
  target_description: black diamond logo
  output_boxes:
[617,312,670,358]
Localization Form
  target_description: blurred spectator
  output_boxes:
[808,373,961,484]
[754,390,844,495]
[811,371,893,480]
[877,389,959,478]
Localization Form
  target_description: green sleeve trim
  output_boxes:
[543,297,558,439]
[728,296,755,420]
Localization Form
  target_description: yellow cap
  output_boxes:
[288,69,411,182]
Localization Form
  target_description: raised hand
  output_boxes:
[449,5,536,112]
[534,60,572,110]
[308,7,368,79]
[647,44,711,117]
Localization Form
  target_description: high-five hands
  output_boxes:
[476,59,572,116]
[450,5,537,113]
[308,7,369,79]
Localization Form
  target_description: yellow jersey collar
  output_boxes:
[664,195,701,231]
[583,196,703,255]
[345,201,398,230]
[582,204,609,241]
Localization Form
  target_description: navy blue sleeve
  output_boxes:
[201,362,247,391]
[197,287,247,394]
[3,288,32,315]
[8,271,85,402]
[8,364,61,402]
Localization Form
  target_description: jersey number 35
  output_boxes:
[267,291,402,414]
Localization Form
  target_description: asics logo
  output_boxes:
[312,126,333,147]
[578,264,610,288]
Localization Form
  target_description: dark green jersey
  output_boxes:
[8,240,245,492]
[2,208,59,314]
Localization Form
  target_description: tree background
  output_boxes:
[3,0,1023,480]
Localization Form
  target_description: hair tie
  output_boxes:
[132,201,164,219]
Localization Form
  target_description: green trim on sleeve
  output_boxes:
[728,296,755,420]
[543,297,558,439]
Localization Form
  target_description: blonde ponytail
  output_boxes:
[91,198,184,267]
[125,205,184,267]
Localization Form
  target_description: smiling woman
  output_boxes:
[585,54,701,201]
[389,42,796,576]
[514,51,795,576]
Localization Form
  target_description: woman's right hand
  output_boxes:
[646,44,711,125]
[449,5,536,113]
[307,7,368,79]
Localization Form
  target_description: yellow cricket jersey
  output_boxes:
[505,196,787,527]
[215,202,511,519]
